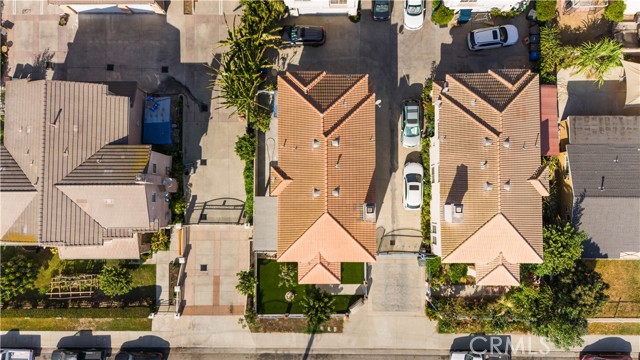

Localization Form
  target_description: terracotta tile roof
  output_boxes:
[298,253,342,284]
[528,165,551,197]
[269,165,292,196]
[275,72,376,284]
[476,254,520,286]
[434,70,545,286]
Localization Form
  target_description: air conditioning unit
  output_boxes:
[362,203,376,222]
[135,173,146,182]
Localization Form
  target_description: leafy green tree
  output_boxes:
[235,133,257,162]
[539,24,574,84]
[301,286,335,331]
[536,0,558,22]
[575,38,623,87]
[151,230,170,253]
[431,0,454,25]
[98,266,133,297]
[534,223,585,276]
[278,263,297,288]
[604,0,626,22]
[236,270,257,297]
[447,264,468,283]
[0,254,37,304]
[240,0,286,31]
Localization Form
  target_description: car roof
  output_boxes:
[473,27,500,44]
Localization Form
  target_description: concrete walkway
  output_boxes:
[155,227,183,311]
[317,284,366,296]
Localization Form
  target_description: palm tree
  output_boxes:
[574,38,623,87]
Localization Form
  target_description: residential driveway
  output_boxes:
[368,256,426,313]
[178,225,251,317]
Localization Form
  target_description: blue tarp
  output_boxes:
[143,96,172,145]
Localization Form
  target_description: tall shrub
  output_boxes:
[536,0,558,22]
[0,254,37,304]
[98,266,133,297]
[431,0,454,26]
[604,0,626,22]
[575,38,623,87]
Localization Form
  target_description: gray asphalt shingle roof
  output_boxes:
[1,80,156,246]
[567,144,640,198]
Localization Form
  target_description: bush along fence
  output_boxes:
[421,78,435,246]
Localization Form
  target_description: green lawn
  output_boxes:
[584,260,640,317]
[588,322,640,335]
[257,259,362,315]
[0,317,152,331]
[340,263,365,284]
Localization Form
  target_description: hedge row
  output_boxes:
[0,307,150,319]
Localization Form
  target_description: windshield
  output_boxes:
[406,174,422,183]
[406,4,422,15]
[499,27,508,42]
[375,3,389,13]
[404,124,419,137]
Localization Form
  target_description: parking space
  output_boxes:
[181,225,251,316]
[368,255,426,313]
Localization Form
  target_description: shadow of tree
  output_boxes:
[558,16,612,46]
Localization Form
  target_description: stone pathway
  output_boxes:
[317,284,366,296]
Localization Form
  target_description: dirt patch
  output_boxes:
[252,318,344,333]
[557,3,612,46]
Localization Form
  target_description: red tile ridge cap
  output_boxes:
[446,75,501,116]
[440,93,499,138]
[488,69,517,90]
[305,71,327,93]
[324,93,375,139]
[320,74,369,118]
[299,259,341,284]
[280,74,323,117]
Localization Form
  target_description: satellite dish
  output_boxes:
[375,99,382,108]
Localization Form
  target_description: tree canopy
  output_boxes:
[98,266,133,297]
[278,263,297,289]
[301,286,335,331]
[236,270,257,297]
[534,223,585,276]
[0,254,37,304]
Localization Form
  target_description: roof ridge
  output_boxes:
[488,69,516,90]
[447,75,503,115]
[305,71,327,92]
[324,93,375,139]
[279,75,323,117]
[440,93,500,137]
[320,74,368,117]
[284,72,308,93]
[499,73,537,115]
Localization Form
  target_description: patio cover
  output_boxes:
[540,85,559,156]
[623,60,640,108]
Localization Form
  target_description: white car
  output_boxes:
[467,25,519,51]
[403,162,423,210]
[403,0,425,31]
[1,349,34,360]
[402,99,422,148]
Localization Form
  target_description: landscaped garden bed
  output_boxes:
[0,246,157,331]
[253,317,344,333]
[256,259,362,315]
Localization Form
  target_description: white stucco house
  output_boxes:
[284,0,358,16]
